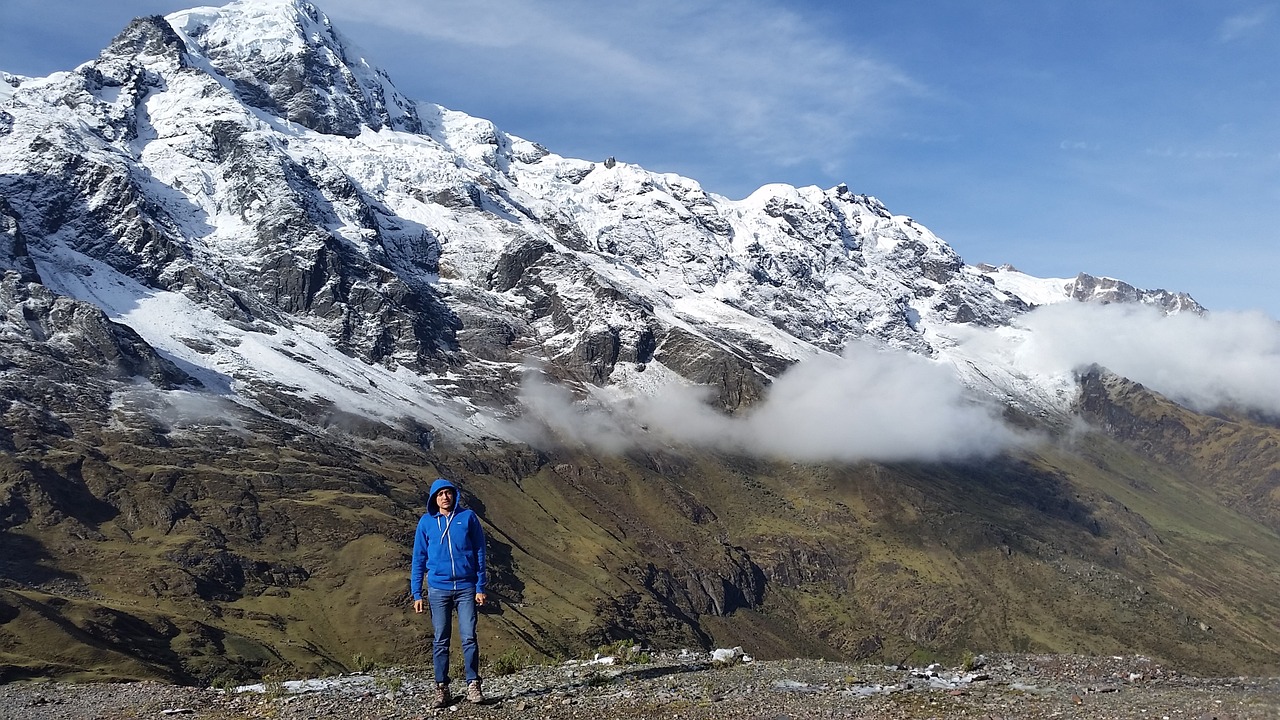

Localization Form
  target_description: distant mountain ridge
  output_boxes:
[3,0,1276,685]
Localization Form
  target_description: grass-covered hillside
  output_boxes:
[2,362,1279,683]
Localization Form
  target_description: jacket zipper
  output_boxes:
[439,512,458,590]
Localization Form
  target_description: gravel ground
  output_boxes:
[2,652,1277,720]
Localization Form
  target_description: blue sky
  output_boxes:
[3,0,1278,318]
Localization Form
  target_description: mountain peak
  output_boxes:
[103,15,189,68]
[165,0,421,137]
[168,0,335,64]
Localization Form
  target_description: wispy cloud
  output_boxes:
[325,0,922,182]
[1218,7,1273,42]
[1145,146,1244,160]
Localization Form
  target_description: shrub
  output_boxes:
[351,653,377,673]
[209,675,238,693]
[262,675,286,699]
[596,639,651,665]
[376,675,405,695]
[960,651,986,672]
[490,648,533,677]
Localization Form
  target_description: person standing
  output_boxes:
[411,477,488,707]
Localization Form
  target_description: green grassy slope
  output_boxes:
[2,372,1279,681]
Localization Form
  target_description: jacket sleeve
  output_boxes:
[410,519,428,600]
[470,514,487,595]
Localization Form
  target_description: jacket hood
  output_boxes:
[427,477,458,515]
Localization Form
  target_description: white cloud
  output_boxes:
[1006,303,1280,416]
[693,343,1024,462]
[1218,8,1273,42]
[111,386,249,434]
[510,371,637,454]
[515,302,1280,462]
[324,0,921,185]
[514,342,1026,463]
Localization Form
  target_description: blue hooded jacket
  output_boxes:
[410,478,487,600]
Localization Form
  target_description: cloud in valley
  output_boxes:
[1006,302,1280,416]
[515,302,1280,462]
[515,343,1026,463]
[514,373,638,455]
[111,386,249,433]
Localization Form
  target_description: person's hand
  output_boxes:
[475,592,486,606]
[413,599,424,613]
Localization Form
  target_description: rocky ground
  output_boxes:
[1,652,1277,720]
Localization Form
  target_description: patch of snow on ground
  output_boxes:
[235,674,379,695]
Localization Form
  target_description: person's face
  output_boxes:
[435,487,456,513]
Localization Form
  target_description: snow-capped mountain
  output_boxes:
[0,0,1201,450]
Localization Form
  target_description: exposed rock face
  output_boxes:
[1067,272,1202,314]
[10,294,178,390]
[169,1,422,137]
[0,197,39,283]
[653,327,774,410]
[105,15,190,66]
[0,272,193,391]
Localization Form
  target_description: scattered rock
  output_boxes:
[0,652,1276,720]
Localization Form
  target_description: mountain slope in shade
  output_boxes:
[3,0,1277,684]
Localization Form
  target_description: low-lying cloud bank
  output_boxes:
[516,343,1028,463]
[1006,303,1280,416]
[515,302,1280,463]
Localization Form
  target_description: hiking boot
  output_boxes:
[432,682,452,709]
[466,679,484,703]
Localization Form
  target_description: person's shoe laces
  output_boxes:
[432,682,452,708]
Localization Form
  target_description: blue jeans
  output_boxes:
[427,586,479,683]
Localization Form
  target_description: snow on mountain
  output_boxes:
[977,263,1203,313]
[168,0,422,136]
[0,0,1209,456]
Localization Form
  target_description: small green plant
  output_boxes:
[351,653,377,673]
[490,648,533,677]
[209,674,238,693]
[376,675,405,695]
[1012,633,1033,652]
[584,671,613,687]
[596,639,651,665]
[261,674,286,699]
[711,655,740,669]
